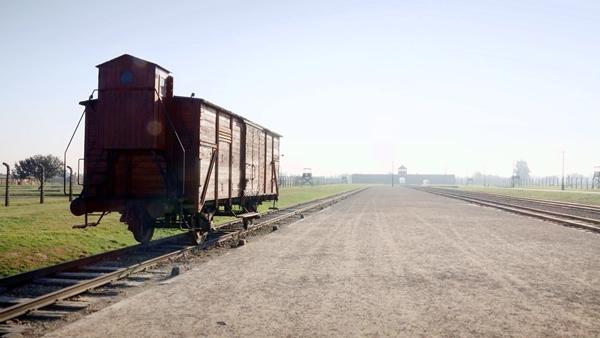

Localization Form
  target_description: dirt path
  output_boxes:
[46,187,600,337]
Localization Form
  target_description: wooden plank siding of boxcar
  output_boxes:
[82,102,166,198]
[258,128,265,195]
[231,119,243,199]
[76,56,178,203]
[83,103,102,193]
[217,113,232,205]
[244,126,253,196]
[98,92,159,149]
[169,97,279,214]
[199,104,218,206]
[97,58,166,150]
[265,134,273,194]
[272,137,280,194]
[243,125,252,196]
[245,124,275,198]
[168,98,201,206]
[111,153,167,197]
[243,125,258,197]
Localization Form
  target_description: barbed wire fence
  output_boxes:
[278,175,347,188]
[0,172,348,207]
[456,175,599,190]
[0,176,82,206]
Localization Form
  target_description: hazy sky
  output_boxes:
[1,0,599,177]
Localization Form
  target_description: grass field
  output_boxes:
[455,186,600,206]
[0,184,362,277]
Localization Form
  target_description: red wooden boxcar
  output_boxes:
[70,54,280,243]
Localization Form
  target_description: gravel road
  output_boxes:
[45,187,600,337]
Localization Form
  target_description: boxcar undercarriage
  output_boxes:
[71,193,276,243]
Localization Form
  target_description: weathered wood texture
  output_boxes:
[166,97,200,205]
[199,105,217,204]
[96,55,168,150]
[191,102,280,209]
[82,55,171,199]
[80,54,280,214]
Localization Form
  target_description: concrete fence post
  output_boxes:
[39,164,45,204]
[2,162,8,207]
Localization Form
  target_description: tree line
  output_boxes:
[3,154,63,183]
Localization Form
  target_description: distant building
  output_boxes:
[398,165,407,177]
[350,165,455,185]
[350,174,394,185]
[402,174,455,185]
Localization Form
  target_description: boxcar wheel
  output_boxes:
[133,222,154,245]
[244,201,259,213]
[242,218,253,230]
[189,230,208,245]
[127,209,155,245]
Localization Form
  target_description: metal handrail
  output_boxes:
[154,88,186,196]
[64,89,97,196]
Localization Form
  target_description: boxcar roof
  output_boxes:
[96,54,170,73]
[175,96,282,138]
[80,96,282,138]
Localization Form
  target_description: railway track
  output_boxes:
[415,186,600,233]
[469,191,600,214]
[0,188,365,330]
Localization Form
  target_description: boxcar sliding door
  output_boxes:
[217,114,232,203]
[198,105,217,207]
[272,136,280,194]
[244,125,261,197]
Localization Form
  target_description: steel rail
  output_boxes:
[417,187,600,233]
[0,188,364,289]
[0,232,188,289]
[0,188,363,289]
[424,187,600,213]
[0,187,365,323]
[422,190,600,224]
[468,191,600,213]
